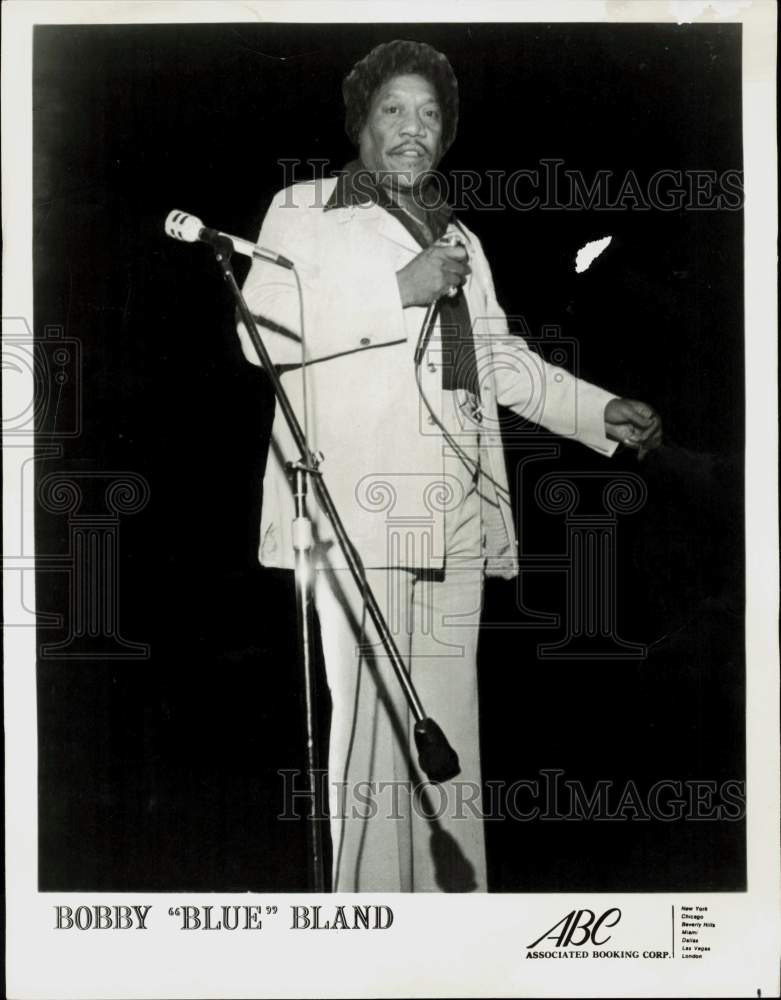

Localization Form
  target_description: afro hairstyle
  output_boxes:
[342,39,459,156]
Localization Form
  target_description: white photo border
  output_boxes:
[3,2,778,997]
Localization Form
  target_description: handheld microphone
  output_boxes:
[164,210,294,269]
[413,229,468,366]
[438,229,467,298]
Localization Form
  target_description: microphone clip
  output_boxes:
[204,230,235,259]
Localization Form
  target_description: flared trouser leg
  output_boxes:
[314,478,487,891]
[406,485,486,891]
[314,564,416,891]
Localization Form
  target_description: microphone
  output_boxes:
[413,229,468,366]
[439,228,467,299]
[164,210,294,269]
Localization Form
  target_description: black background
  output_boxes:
[34,21,745,891]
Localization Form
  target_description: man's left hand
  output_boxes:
[604,398,663,460]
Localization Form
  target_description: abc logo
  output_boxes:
[527,908,622,949]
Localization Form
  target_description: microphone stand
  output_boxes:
[207,236,460,892]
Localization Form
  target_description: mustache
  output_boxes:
[388,142,431,155]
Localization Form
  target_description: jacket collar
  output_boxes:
[324,159,455,246]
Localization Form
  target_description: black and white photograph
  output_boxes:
[3,1,779,997]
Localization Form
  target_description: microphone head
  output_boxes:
[438,225,466,249]
[164,210,203,243]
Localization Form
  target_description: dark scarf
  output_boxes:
[325,160,479,397]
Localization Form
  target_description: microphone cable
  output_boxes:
[412,291,513,505]
[292,264,309,449]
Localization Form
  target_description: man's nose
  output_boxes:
[399,111,427,136]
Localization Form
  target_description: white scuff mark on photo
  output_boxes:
[575,235,613,274]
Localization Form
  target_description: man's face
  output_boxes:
[358,73,444,190]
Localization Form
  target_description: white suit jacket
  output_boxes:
[237,178,618,578]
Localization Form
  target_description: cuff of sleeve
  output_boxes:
[307,251,408,358]
[346,257,408,351]
[578,385,621,457]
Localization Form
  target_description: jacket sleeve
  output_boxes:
[468,231,619,457]
[237,185,409,368]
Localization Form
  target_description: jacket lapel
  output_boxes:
[340,201,480,308]
[375,206,424,255]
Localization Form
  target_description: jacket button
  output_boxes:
[360,337,371,346]
[427,415,436,425]
[427,362,436,373]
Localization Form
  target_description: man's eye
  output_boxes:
[383,104,399,114]
[424,107,441,120]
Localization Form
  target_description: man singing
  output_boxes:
[237,39,662,892]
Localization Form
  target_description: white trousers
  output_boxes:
[314,393,487,891]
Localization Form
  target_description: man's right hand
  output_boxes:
[396,244,471,307]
